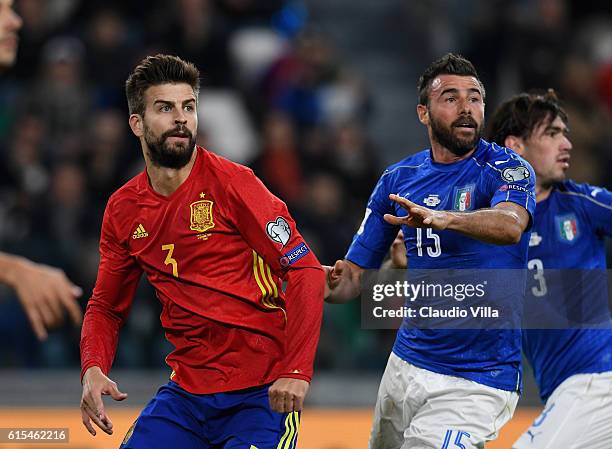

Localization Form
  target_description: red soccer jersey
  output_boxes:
[80,147,325,394]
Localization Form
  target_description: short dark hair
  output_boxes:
[485,89,568,145]
[125,54,200,116]
[417,53,485,105]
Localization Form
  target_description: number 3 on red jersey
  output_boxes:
[162,244,179,277]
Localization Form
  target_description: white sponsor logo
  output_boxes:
[494,159,510,165]
[502,166,530,182]
[591,187,602,198]
[423,194,441,207]
[529,232,542,247]
[266,217,291,245]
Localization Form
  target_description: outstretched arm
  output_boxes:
[384,194,529,245]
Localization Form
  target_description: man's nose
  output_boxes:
[458,97,471,114]
[561,134,573,152]
[7,7,23,32]
[174,110,187,124]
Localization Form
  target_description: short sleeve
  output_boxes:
[487,157,536,229]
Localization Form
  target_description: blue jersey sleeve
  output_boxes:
[568,182,612,237]
[485,156,536,228]
[345,172,399,268]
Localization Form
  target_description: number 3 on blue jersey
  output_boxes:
[441,430,471,449]
[527,258,547,297]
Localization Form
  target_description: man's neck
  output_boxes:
[430,140,476,164]
[145,149,198,197]
[535,183,553,203]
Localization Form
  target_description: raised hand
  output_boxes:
[6,256,82,340]
[324,259,363,304]
[384,194,452,230]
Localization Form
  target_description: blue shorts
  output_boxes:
[119,381,300,449]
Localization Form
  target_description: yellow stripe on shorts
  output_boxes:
[276,412,299,449]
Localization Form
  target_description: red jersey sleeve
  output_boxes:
[80,199,142,382]
[226,168,324,382]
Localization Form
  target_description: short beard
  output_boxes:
[144,124,196,169]
[540,171,566,190]
[430,113,482,157]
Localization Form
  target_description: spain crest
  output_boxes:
[190,195,215,233]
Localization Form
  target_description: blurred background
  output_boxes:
[0,0,611,447]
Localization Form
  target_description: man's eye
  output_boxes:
[161,105,171,112]
[446,97,456,103]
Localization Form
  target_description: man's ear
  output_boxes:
[503,135,526,155]
[129,114,143,137]
[417,104,429,126]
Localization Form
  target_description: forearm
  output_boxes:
[0,252,29,287]
[79,269,139,382]
[446,208,524,245]
[80,301,122,382]
[279,266,325,382]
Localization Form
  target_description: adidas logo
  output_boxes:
[132,224,149,239]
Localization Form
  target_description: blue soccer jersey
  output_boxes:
[347,139,536,391]
[523,181,612,401]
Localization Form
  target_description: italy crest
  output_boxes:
[190,194,215,233]
[556,214,579,242]
[453,184,474,211]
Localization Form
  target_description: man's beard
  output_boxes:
[540,169,566,190]
[430,113,482,157]
[144,124,196,169]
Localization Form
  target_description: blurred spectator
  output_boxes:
[254,111,303,206]
[229,27,287,88]
[10,0,53,80]
[558,56,612,186]
[84,8,136,108]
[84,108,132,203]
[294,172,354,265]
[514,0,570,91]
[3,114,49,196]
[262,31,339,128]
[329,121,380,206]
[151,0,234,88]
[216,0,285,28]
[22,36,91,151]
